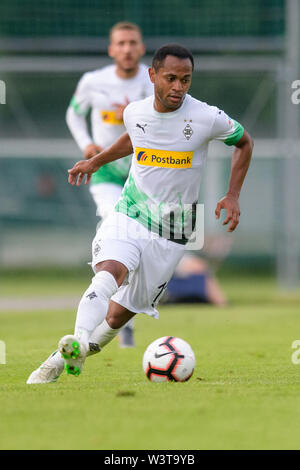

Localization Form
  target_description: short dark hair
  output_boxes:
[152,44,194,71]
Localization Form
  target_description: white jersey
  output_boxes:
[66,64,153,186]
[115,94,244,243]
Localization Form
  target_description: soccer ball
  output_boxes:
[143,336,195,382]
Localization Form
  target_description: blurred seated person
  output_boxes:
[164,254,227,306]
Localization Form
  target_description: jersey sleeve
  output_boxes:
[66,73,94,151]
[66,107,93,152]
[69,73,91,116]
[210,109,244,146]
[123,103,133,133]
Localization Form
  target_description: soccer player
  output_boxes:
[27,44,253,384]
[66,22,153,347]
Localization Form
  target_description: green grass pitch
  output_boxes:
[1,271,300,450]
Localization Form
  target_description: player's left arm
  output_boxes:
[215,130,254,232]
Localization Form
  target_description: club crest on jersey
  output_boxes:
[183,123,193,140]
[135,147,193,169]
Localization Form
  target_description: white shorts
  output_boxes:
[91,212,185,318]
[89,183,123,220]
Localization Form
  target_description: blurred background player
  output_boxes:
[164,254,227,306]
[163,235,232,306]
[66,22,153,347]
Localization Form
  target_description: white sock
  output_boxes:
[89,319,122,350]
[74,271,118,349]
[90,316,134,346]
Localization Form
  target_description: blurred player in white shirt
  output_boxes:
[66,22,153,347]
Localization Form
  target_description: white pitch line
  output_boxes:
[0,296,78,312]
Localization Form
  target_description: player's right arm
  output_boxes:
[66,74,102,159]
[68,132,133,186]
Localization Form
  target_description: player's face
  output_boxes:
[149,56,193,112]
[109,29,145,74]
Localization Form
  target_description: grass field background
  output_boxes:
[1,268,300,450]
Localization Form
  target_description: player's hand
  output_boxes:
[68,159,96,186]
[84,143,103,160]
[112,97,130,121]
[215,195,240,232]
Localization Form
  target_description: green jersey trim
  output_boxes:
[70,96,89,116]
[91,165,127,187]
[91,155,131,186]
[115,173,193,245]
[224,120,244,146]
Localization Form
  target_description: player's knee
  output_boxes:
[95,260,128,287]
[106,314,122,330]
[106,307,132,329]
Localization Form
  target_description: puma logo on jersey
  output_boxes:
[136,123,147,133]
[135,147,193,169]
